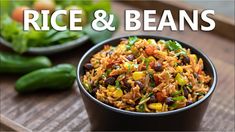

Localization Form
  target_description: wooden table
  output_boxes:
[0,1,234,131]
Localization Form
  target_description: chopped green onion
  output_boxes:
[115,80,120,88]
[144,58,150,69]
[148,39,156,45]
[149,73,156,87]
[106,69,112,76]
[128,36,138,45]
[172,96,185,101]
[187,84,193,89]
[83,82,92,93]
[171,90,181,96]
[126,36,138,50]
[148,92,154,97]
[169,103,178,110]
[136,104,145,112]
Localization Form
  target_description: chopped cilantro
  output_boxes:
[115,80,121,88]
[166,40,186,56]
[126,36,138,50]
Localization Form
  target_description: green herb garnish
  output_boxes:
[136,104,145,112]
[169,103,178,110]
[106,69,112,76]
[172,96,186,101]
[171,90,181,96]
[187,84,193,89]
[149,73,156,87]
[126,36,138,50]
[144,58,150,69]
[166,40,186,56]
[115,80,120,88]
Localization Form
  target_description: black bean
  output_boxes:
[106,51,113,56]
[91,87,98,96]
[182,56,190,65]
[84,63,93,70]
[148,95,157,103]
[104,77,116,85]
[134,81,144,89]
[123,79,131,89]
[193,73,199,79]
[154,62,163,72]
[186,100,193,106]
[183,86,189,97]
[126,54,135,61]
[112,64,120,69]
[165,97,174,105]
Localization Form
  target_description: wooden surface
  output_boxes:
[0,2,234,131]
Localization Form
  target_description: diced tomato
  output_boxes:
[153,74,160,85]
[106,63,114,69]
[33,0,55,12]
[12,6,30,23]
[198,69,202,75]
[149,61,155,69]
[155,92,166,102]
[145,45,154,55]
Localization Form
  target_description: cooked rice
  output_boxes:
[82,37,211,112]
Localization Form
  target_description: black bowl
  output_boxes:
[77,35,217,131]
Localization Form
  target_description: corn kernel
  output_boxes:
[107,85,115,92]
[176,66,183,73]
[112,89,123,98]
[147,39,157,45]
[118,44,126,52]
[123,62,130,69]
[175,73,187,86]
[191,54,198,63]
[132,71,145,80]
[148,103,163,111]
[148,56,156,62]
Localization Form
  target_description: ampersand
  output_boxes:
[92,10,115,31]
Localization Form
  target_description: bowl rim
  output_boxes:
[77,35,217,116]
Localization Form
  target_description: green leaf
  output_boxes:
[85,0,111,23]
[83,12,119,44]
[166,40,182,51]
[0,0,12,15]
[126,36,138,50]
[12,32,28,53]
[166,40,186,56]
[0,15,20,40]
[55,0,93,8]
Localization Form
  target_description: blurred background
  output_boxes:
[184,0,234,21]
